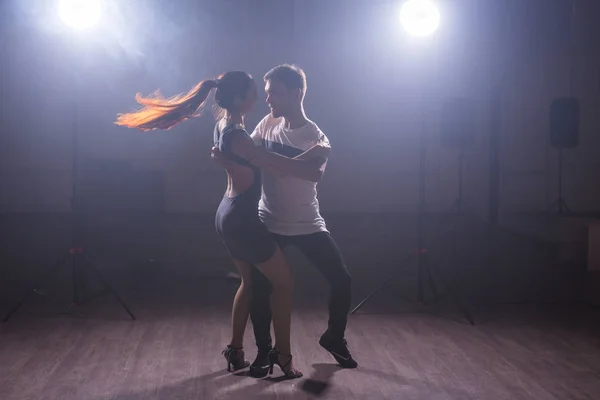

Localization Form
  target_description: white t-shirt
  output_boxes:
[251,114,329,236]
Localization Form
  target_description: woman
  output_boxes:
[115,71,329,379]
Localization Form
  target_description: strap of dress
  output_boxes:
[214,123,256,169]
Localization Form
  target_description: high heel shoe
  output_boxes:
[267,348,303,379]
[222,345,250,372]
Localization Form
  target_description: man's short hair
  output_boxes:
[264,64,307,97]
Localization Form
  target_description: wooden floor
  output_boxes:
[1,279,599,400]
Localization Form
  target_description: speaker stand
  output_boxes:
[547,148,572,216]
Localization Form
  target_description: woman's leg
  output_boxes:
[229,259,253,349]
[222,258,252,372]
[254,246,301,377]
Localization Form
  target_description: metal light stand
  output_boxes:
[448,146,466,214]
[351,39,474,325]
[350,124,475,325]
[3,33,135,323]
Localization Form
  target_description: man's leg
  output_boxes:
[250,265,273,349]
[290,231,357,368]
[248,265,273,377]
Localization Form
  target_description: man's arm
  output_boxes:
[290,135,330,181]
[211,145,290,177]
[231,134,328,182]
[293,143,330,160]
[210,146,233,169]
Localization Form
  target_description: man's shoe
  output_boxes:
[249,347,272,378]
[319,332,358,368]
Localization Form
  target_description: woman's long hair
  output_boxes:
[115,79,219,131]
[116,72,254,132]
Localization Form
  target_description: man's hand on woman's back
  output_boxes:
[210,146,231,169]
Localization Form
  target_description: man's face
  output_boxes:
[265,79,296,118]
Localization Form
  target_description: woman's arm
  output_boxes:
[231,134,327,182]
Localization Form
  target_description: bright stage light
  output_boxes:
[400,0,440,37]
[58,0,103,30]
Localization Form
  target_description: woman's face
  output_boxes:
[239,80,257,114]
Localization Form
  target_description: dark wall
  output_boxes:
[1,0,599,215]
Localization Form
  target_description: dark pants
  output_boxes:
[250,231,351,351]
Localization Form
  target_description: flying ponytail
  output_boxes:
[115,79,219,131]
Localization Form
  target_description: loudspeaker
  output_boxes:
[441,97,475,147]
[550,97,579,149]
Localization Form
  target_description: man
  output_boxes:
[212,64,357,376]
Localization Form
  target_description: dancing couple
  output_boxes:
[116,64,357,379]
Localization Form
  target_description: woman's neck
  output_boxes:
[226,112,244,127]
